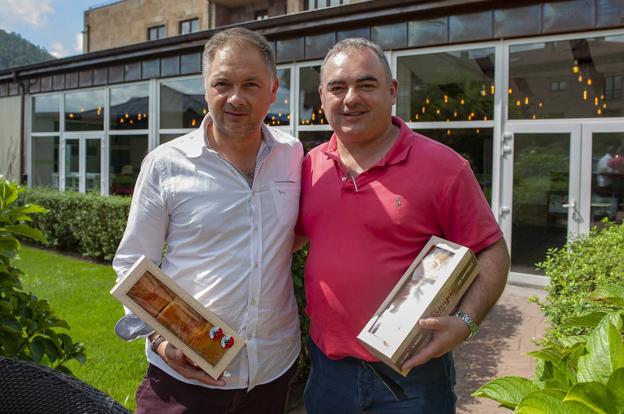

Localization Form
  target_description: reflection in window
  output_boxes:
[86,139,101,193]
[159,134,179,145]
[266,68,291,127]
[299,66,327,125]
[110,84,149,130]
[509,36,624,119]
[65,139,80,191]
[31,136,59,187]
[397,48,495,122]
[415,129,493,204]
[298,130,333,153]
[32,94,60,132]
[65,89,105,131]
[591,132,624,226]
[160,78,207,129]
[109,135,148,196]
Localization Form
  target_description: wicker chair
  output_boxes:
[0,356,130,414]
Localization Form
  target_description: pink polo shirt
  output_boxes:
[296,116,503,361]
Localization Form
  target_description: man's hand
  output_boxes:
[401,315,469,371]
[155,339,226,386]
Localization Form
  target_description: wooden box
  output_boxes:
[357,236,478,376]
[110,255,245,380]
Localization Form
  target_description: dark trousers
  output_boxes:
[136,363,297,414]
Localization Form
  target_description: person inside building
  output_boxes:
[112,27,303,414]
[295,38,510,413]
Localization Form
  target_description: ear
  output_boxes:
[389,79,398,105]
[271,77,279,104]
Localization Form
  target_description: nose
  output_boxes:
[227,87,244,107]
[343,87,360,107]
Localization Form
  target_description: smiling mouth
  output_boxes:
[225,111,247,117]
[341,111,367,118]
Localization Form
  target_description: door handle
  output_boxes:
[562,200,576,209]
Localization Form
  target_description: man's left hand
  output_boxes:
[401,315,469,371]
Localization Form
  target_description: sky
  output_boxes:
[0,0,104,59]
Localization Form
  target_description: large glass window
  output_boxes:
[31,136,58,187]
[591,132,624,226]
[299,130,333,153]
[299,66,327,125]
[416,129,493,203]
[110,84,149,130]
[397,48,495,122]
[65,89,105,131]
[148,25,166,41]
[266,68,291,127]
[32,94,60,132]
[109,135,148,196]
[509,35,624,119]
[160,78,206,129]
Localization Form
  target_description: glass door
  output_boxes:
[60,134,103,193]
[501,123,582,278]
[581,122,624,232]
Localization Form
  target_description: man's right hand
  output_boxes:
[154,338,227,386]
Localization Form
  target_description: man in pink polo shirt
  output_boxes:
[295,38,510,413]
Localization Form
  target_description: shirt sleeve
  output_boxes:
[438,162,503,253]
[112,150,170,316]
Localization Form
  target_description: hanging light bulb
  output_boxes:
[594,97,599,106]
[538,101,543,108]
[578,75,583,82]
[524,97,529,105]
[587,78,592,86]
[444,95,448,103]
[508,87,513,95]
[583,90,588,100]
[425,97,430,104]
[491,84,495,95]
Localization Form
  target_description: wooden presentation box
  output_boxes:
[110,256,245,380]
[357,236,479,376]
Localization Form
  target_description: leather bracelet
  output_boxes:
[150,334,166,354]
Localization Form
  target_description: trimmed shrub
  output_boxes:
[535,221,624,340]
[21,188,131,261]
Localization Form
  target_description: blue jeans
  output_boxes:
[304,339,456,414]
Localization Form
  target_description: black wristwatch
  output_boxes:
[454,310,479,340]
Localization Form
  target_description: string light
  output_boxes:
[508,87,513,95]
[578,75,583,82]
[425,97,430,104]
[538,101,543,108]
[587,78,592,86]
[524,97,529,105]
[460,99,465,105]
[594,97,599,106]
[516,100,521,106]
[491,84,495,95]
[583,90,588,100]
[444,95,448,103]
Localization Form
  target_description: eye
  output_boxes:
[244,82,260,88]
[328,85,344,93]
[211,81,230,88]
[360,83,376,90]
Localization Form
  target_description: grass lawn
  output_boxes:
[16,246,147,412]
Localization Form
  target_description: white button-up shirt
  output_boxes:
[113,115,303,390]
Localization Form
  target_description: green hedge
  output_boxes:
[21,188,131,261]
[536,221,624,340]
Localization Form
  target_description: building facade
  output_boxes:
[1,0,624,285]
[83,0,359,52]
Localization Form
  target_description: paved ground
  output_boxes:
[289,284,547,413]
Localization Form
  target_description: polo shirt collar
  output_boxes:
[322,116,413,167]
[174,113,278,159]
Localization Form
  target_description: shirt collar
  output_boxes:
[322,116,413,167]
[173,113,279,159]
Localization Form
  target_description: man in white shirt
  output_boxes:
[112,27,303,413]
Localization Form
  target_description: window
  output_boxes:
[160,78,206,129]
[605,75,622,100]
[306,0,345,10]
[148,25,166,41]
[396,48,495,122]
[64,89,105,131]
[110,84,149,130]
[549,80,567,91]
[179,18,199,35]
[298,66,327,125]
[255,10,269,20]
[265,68,291,127]
[509,36,624,119]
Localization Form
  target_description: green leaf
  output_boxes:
[472,376,539,409]
[577,318,624,384]
[588,285,624,308]
[515,390,592,414]
[563,311,609,329]
[3,224,46,243]
[0,236,20,259]
[0,316,21,333]
[563,382,612,414]
[528,348,564,366]
[607,367,624,411]
[0,300,13,313]
[29,339,44,363]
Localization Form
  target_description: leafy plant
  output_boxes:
[473,284,624,413]
[535,221,624,341]
[0,178,85,373]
